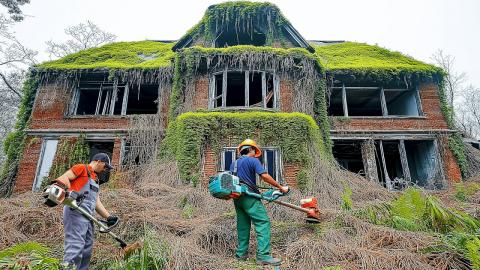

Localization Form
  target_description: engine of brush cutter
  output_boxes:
[208,172,244,199]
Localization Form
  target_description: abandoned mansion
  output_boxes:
[1,2,468,196]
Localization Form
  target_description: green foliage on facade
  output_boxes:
[161,111,329,186]
[47,135,90,185]
[0,74,39,197]
[314,42,444,84]
[436,79,469,177]
[37,41,175,70]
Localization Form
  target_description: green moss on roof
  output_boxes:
[37,41,175,70]
[314,42,443,80]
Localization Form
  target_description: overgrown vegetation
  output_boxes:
[0,74,39,197]
[0,242,59,269]
[314,42,444,85]
[355,188,480,269]
[161,111,328,186]
[177,1,292,48]
[46,135,90,186]
[37,41,175,70]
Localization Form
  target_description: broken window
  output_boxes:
[332,138,444,190]
[215,27,266,47]
[328,85,422,117]
[88,141,114,184]
[332,140,365,176]
[72,81,159,116]
[211,71,278,109]
[221,147,282,181]
[33,139,59,191]
[384,89,420,116]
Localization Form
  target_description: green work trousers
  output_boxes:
[233,195,271,260]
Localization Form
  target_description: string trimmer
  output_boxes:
[43,184,142,255]
[209,172,321,223]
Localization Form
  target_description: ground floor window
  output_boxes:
[221,147,282,181]
[332,138,444,190]
[33,139,59,191]
[88,141,114,184]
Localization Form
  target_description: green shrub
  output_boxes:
[106,228,171,270]
[341,182,353,211]
[0,242,60,270]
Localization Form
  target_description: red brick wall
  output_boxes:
[30,84,129,130]
[193,77,209,110]
[14,136,43,193]
[112,138,122,168]
[279,79,294,112]
[438,136,462,182]
[331,82,449,131]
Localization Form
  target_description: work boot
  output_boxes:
[258,256,281,266]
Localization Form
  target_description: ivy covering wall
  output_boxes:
[0,74,39,197]
[46,135,90,187]
[161,111,329,186]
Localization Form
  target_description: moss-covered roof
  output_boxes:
[37,41,175,70]
[314,42,443,80]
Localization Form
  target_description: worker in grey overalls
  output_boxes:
[53,153,118,270]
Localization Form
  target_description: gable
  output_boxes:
[172,1,313,52]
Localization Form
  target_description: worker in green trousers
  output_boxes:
[230,139,289,266]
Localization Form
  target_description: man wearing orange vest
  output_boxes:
[53,153,118,270]
[231,139,288,266]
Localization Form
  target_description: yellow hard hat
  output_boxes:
[237,139,262,157]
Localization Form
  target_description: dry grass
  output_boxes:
[0,156,478,270]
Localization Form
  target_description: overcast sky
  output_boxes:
[8,0,480,87]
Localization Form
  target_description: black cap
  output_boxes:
[92,153,113,170]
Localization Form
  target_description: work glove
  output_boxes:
[107,215,119,227]
[280,186,289,194]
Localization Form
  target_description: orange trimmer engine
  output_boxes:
[300,197,321,223]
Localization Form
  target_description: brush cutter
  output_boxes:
[43,184,141,255]
[209,172,321,223]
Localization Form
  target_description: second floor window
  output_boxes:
[328,85,422,117]
[72,82,159,116]
[210,70,279,109]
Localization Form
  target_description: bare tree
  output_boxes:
[46,20,116,58]
[457,85,480,138]
[0,14,37,166]
[0,0,30,21]
[431,50,467,108]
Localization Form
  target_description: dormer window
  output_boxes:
[215,27,266,47]
[209,70,279,109]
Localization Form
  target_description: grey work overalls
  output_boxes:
[63,165,99,270]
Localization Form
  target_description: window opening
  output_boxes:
[126,85,159,114]
[332,140,365,176]
[404,140,438,188]
[212,71,277,109]
[221,147,281,182]
[328,88,343,116]
[346,88,383,116]
[215,26,266,47]
[384,89,419,116]
[33,139,59,191]
[88,141,114,184]
[226,71,245,107]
